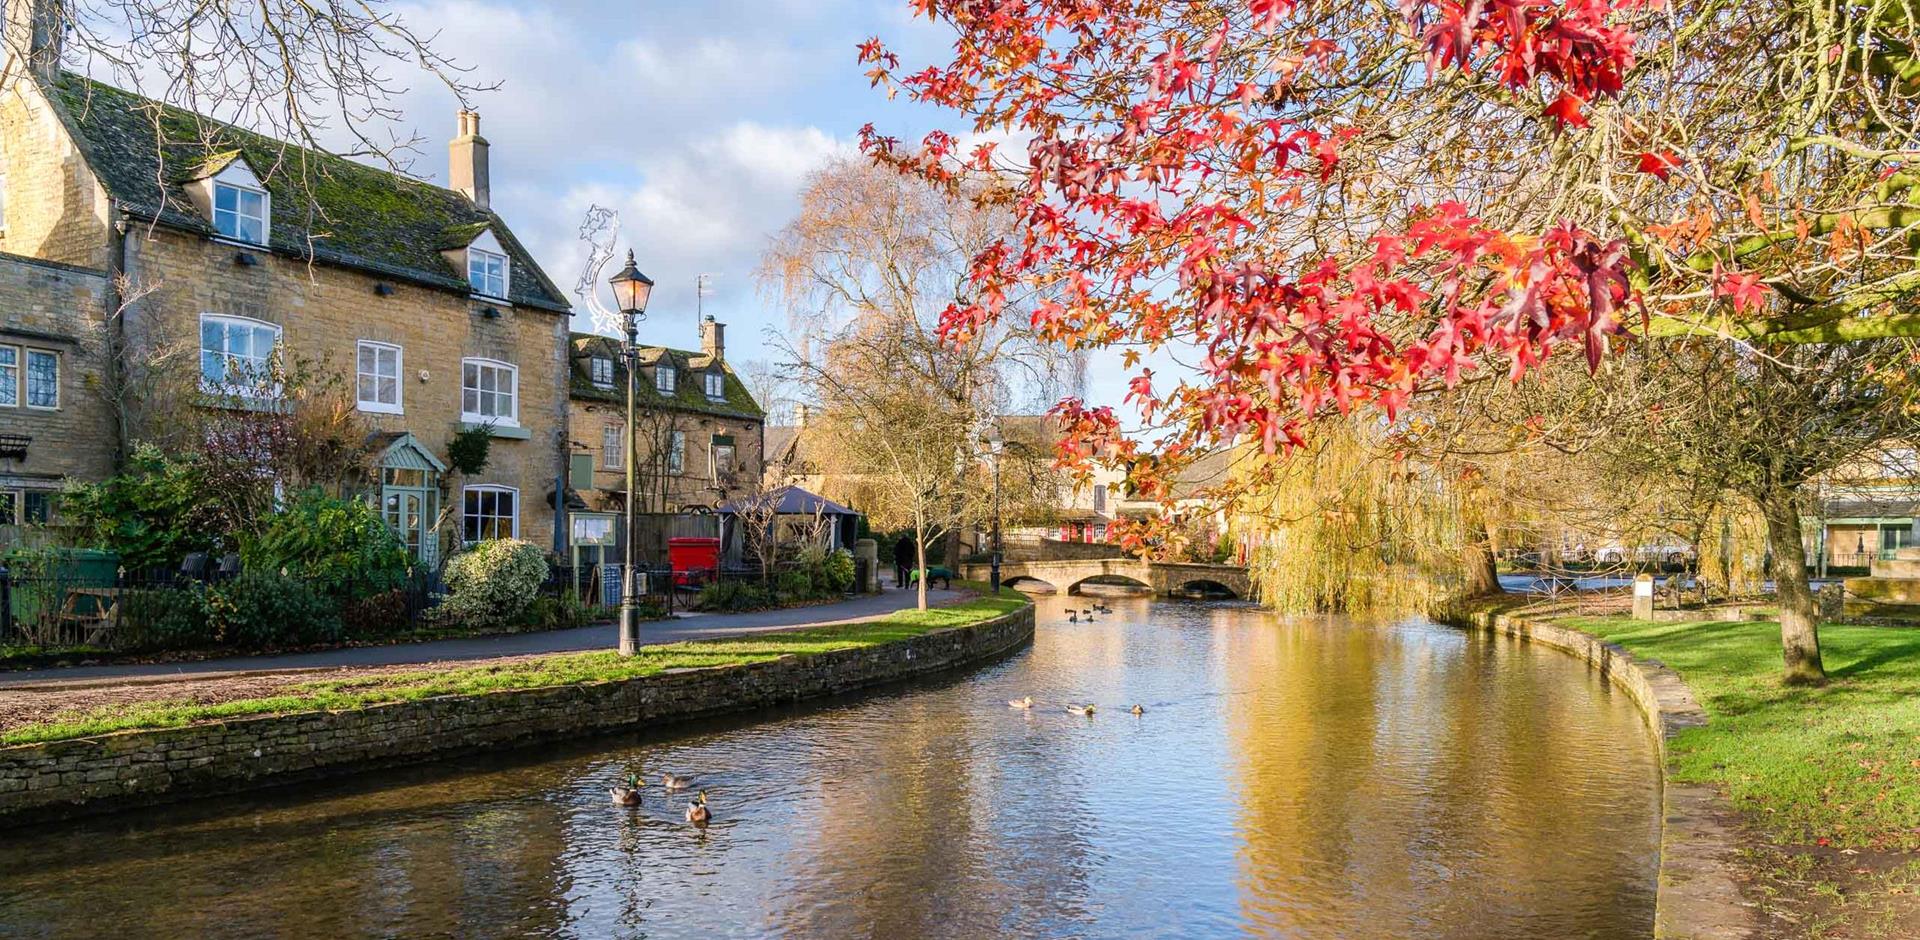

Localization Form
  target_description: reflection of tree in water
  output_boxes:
[1223,617,1657,938]
[761,680,1102,938]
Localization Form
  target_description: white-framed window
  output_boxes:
[461,485,518,543]
[704,371,724,400]
[213,181,269,245]
[712,439,736,480]
[602,424,624,470]
[460,358,518,425]
[0,345,17,407]
[655,365,676,394]
[24,349,56,409]
[355,340,403,414]
[590,356,614,389]
[0,490,54,526]
[667,430,686,475]
[468,247,508,299]
[199,314,281,394]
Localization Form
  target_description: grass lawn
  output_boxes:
[1563,614,1920,852]
[2,589,1030,747]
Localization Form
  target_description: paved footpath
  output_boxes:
[0,584,963,692]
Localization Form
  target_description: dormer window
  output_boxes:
[655,365,676,394]
[468,247,507,299]
[590,356,614,389]
[208,160,270,246]
[704,371,724,400]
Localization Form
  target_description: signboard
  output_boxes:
[602,563,624,604]
[573,514,617,546]
[1633,575,1655,597]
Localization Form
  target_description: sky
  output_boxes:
[346,0,1131,420]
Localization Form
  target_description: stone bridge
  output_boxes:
[958,558,1255,599]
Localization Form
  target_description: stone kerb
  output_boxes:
[0,605,1036,826]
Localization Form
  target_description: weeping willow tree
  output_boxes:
[1697,508,1771,598]
[1238,420,1467,613]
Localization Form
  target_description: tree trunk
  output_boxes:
[1757,484,1825,685]
[914,522,929,611]
[1461,514,1505,597]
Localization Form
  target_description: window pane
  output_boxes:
[215,184,237,211]
[0,492,15,525]
[22,492,52,524]
[463,388,478,413]
[378,376,397,403]
[357,374,376,402]
[357,344,374,373]
[0,346,16,407]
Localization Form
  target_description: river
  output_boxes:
[0,597,1660,939]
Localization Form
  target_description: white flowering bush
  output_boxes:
[436,539,549,630]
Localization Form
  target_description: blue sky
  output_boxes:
[346,0,1134,419]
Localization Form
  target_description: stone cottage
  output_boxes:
[566,318,763,562]
[0,9,573,559]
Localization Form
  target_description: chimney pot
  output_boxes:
[450,109,490,208]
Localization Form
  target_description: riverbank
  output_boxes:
[1457,596,1920,940]
[0,590,1033,824]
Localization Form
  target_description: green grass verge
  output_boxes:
[1558,614,1920,851]
[2,587,1029,747]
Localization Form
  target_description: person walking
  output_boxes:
[893,533,917,589]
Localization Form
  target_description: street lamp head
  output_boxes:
[608,250,655,316]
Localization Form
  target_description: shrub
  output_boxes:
[522,589,594,632]
[437,539,548,630]
[241,489,409,596]
[118,586,215,650]
[823,549,856,593]
[692,580,775,612]
[59,445,221,570]
[775,568,812,599]
[341,588,412,639]
[208,571,342,649]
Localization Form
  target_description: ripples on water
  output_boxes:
[0,599,1660,939]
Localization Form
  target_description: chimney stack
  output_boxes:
[700,315,724,361]
[794,403,810,428]
[4,0,63,80]
[449,110,490,208]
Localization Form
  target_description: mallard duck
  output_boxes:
[1066,703,1096,717]
[1081,608,1095,621]
[1095,603,1113,614]
[1008,696,1034,709]
[1067,611,1080,623]
[609,773,643,806]
[1129,704,1145,716]
[685,791,712,825]
[661,772,694,791]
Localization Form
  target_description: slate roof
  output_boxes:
[568,333,763,420]
[39,72,570,312]
[718,485,857,517]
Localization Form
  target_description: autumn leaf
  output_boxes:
[1635,150,1682,181]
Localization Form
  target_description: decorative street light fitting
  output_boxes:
[611,250,654,657]
[608,250,655,315]
[983,429,1005,596]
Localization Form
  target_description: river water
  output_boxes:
[0,598,1660,939]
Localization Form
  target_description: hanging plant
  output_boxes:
[447,424,493,476]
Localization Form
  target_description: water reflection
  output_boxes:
[0,600,1658,939]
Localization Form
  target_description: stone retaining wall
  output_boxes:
[0,605,1035,826]
[1445,606,1759,940]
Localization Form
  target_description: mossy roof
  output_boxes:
[40,72,570,313]
[569,332,764,420]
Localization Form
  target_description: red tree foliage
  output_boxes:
[859,1,1655,484]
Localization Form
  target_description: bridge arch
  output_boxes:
[1067,574,1152,596]
[1168,578,1241,599]
[1002,575,1061,593]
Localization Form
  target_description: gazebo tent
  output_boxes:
[717,485,863,552]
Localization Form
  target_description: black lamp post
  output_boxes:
[609,251,654,656]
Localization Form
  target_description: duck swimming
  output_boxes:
[1066,703,1096,717]
[685,791,712,825]
[609,773,643,806]
[1067,611,1080,623]
[661,772,694,791]
[1008,696,1034,709]
[1129,704,1146,716]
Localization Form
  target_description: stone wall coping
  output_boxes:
[1450,606,1761,940]
[0,604,1035,826]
